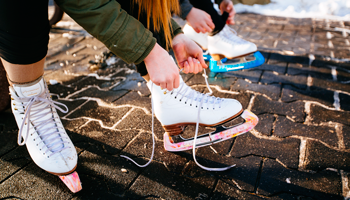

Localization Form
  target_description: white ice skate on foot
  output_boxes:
[207,25,264,72]
[9,77,82,193]
[147,72,258,171]
[183,24,209,50]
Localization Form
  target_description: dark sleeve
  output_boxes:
[215,0,224,5]
[56,0,156,64]
[171,18,184,38]
[179,0,193,20]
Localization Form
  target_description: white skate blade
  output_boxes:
[164,110,258,152]
[59,171,82,193]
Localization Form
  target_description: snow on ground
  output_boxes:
[234,0,350,21]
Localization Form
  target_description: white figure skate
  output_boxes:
[121,71,258,171]
[148,73,258,150]
[9,77,82,193]
[184,24,264,73]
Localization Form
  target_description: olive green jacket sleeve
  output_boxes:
[55,0,156,64]
[171,18,184,38]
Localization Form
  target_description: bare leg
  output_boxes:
[1,57,45,85]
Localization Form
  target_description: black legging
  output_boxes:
[189,0,228,35]
[0,0,50,64]
[0,0,164,76]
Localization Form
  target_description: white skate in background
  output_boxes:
[183,24,265,73]
[9,77,82,193]
[208,24,257,60]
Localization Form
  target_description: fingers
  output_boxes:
[194,14,215,33]
[166,81,173,91]
[198,27,207,34]
[197,53,208,69]
[188,57,196,73]
[183,61,190,73]
[205,14,215,32]
[203,24,213,33]
[174,72,180,89]
[197,23,213,33]
[183,57,206,74]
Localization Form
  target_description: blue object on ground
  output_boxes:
[208,51,265,73]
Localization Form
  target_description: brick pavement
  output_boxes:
[0,12,350,200]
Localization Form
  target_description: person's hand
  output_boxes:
[143,43,180,91]
[172,34,208,74]
[219,0,236,25]
[186,8,215,33]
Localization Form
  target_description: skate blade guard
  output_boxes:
[164,110,258,152]
[207,51,265,73]
[59,171,82,193]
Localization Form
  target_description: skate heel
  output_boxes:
[211,54,226,61]
[59,171,82,193]
[163,124,184,136]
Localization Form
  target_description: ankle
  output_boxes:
[8,75,43,87]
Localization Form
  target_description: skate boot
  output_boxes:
[121,71,259,171]
[9,77,82,193]
[207,25,265,72]
[147,73,259,171]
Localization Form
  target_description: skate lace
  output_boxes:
[172,74,222,110]
[13,91,70,157]
[121,70,234,171]
[191,71,235,171]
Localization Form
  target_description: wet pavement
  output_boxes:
[1,12,350,200]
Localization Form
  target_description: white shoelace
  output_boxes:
[13,91,69,157]
[122,70,235,171]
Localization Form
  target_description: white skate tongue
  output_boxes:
[12,77,44,98]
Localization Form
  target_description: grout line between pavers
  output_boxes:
[341,170,350,200]
[207,178,219,199]
[0,161,32,185]
[336,124,346,150]
[298,139,308,170]
[253,158,264,193]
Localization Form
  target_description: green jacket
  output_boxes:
[56,0,183,64]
